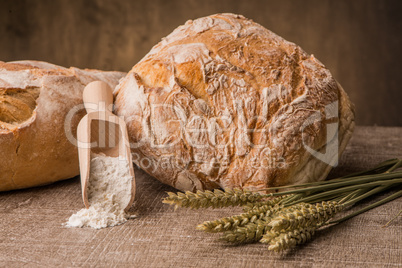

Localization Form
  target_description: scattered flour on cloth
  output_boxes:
[66,153,133,229]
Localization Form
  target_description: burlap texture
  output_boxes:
[0,126,401,267]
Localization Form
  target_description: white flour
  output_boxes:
[66,153,133,229]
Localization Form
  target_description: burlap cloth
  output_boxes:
[0,126,401,267]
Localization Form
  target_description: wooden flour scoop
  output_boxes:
[77,81,135,212]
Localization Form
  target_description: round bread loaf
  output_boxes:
[114,13,355,192]
[0,60,125,191]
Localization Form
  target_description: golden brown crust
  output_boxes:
[0,60,126,191]
[114,13,355,191]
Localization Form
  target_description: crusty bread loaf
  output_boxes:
[0,60,125,191]
[114,13,355,192]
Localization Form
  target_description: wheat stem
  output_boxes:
[330,189,402,224]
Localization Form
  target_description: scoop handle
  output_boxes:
[83,81,113,114]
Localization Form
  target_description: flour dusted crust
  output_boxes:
[0,60,125,191]
[114,13,355,192]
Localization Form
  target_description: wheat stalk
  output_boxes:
[162,158,402,252]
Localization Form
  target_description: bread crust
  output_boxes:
[0,60,125,191]
[114,13,355,191]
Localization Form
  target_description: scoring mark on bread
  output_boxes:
[0,87,40,128]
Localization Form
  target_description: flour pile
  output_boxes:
[66,153,133,229]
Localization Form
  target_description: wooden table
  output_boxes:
[1,126,401,267]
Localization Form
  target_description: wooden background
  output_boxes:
[0,0,401,126]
